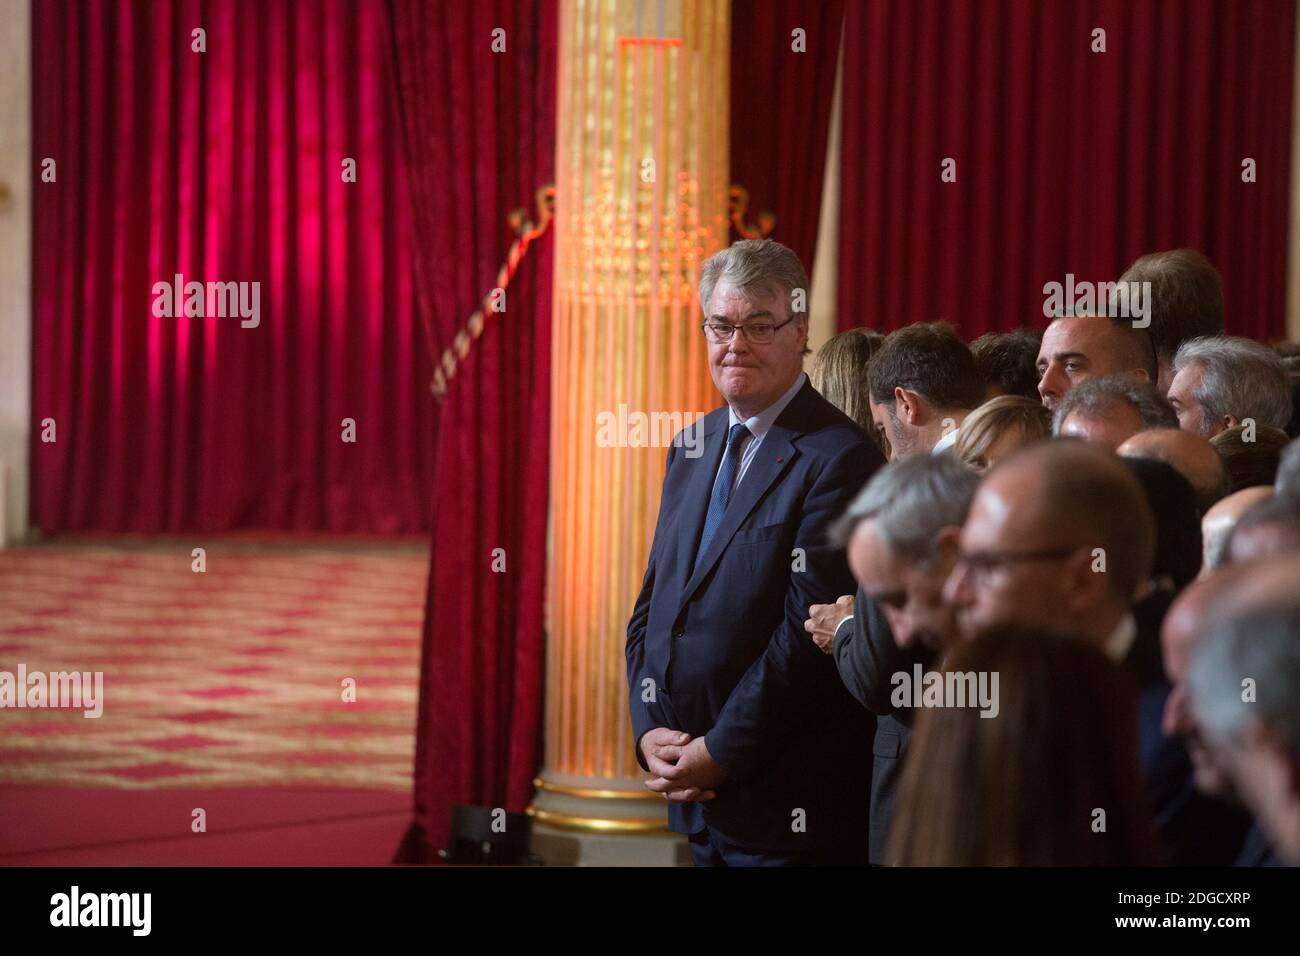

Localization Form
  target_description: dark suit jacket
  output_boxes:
[1130,591,1252,865]
[626,379,884,853]
[1234,823,1285,867]
[832,588,935,864]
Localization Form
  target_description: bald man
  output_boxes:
[1200,486,1273,574]
[944,440,1154,649]
[1036,313,1158,412]
[1118,428,1228,514]
[944,439,1201,863]
[1224,495,1300,564]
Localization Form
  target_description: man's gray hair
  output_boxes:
[1051,374,1178,435]
[699,239,811,319]
[1186,600,1300,755]
[829,454,980,565]
[1172,336,1293,432]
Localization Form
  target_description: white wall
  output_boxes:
[0,0,32,546]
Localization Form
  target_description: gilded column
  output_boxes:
[529,0,730,860]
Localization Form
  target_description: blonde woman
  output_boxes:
[953,395,1050,471]
[810,328,888,458]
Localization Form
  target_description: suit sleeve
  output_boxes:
[703,439,875,782]
[626,441,678,772]
[832,589,930,715]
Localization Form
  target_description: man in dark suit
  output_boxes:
[625,239,883,866]
[1162,566,1276,866]
[943,439,1239,863]
[1184,564,1300,866]
[805,455,979,863]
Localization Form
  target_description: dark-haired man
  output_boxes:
[971,329,1042,401]
[1036,312,1157,413]
[867,323,985,460]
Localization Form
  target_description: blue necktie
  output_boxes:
[695,422,751,568]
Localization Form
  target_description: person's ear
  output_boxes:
[934,526,962,571]
[1131,367,1150,383]
[1063,546,1108,612]
[1224,414,1241,430]
[895,387,923,425]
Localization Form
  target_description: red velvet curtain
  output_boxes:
[384,0,556,858]
[729,0,844,273]
[838,0,1295,340]
[30,0,432,532]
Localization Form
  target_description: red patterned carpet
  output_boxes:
[0,538,428,865]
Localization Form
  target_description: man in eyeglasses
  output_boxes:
[943,439,1216,863]
[625,238,884,866]
[943,440,1154,650]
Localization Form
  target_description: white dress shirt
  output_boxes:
[711,372,808,498]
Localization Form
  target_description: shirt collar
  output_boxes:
[728,371,807,440]
[1105,613,1138,663]
[931,426,960,456]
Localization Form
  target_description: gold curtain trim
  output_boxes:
[431,185,557,402]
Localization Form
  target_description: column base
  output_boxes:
[526,772,690,866]
[530,823,690,866]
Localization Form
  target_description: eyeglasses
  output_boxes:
[701,317,797,345]
[954,545,1081,584]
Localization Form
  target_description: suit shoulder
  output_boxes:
[799,391,879,461]
[664,404,726,455]
[797,383,869,436]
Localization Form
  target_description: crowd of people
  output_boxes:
[626,238,1300,866]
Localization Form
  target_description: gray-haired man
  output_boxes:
[627,238,884,866]
[1186,559,1300,865]
[804,455,980,863]
[1052,374,1178,450]
[1167,336,1293,438]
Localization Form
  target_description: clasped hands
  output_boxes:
[804,594,855,654]
[640,728,727,803]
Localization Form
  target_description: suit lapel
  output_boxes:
[678,433,797,602]
[674,380,820,613]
